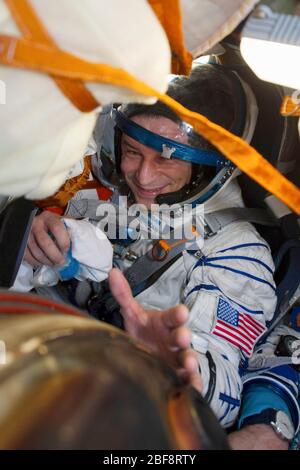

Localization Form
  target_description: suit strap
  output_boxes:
[4,0,99,112]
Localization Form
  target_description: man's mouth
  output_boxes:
[133,182,169,198]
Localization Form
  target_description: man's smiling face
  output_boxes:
[120,115,192,208]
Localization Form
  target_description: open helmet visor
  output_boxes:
[114,108,229,171]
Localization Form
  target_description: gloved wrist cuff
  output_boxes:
[240,376,300,433]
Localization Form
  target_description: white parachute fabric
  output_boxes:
[0,0,170,199]
[180,0,259,57]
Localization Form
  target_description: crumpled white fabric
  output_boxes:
[0,0,170,199]
[11,218,113,292]
[11,261,35,293]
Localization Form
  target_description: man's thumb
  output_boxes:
[108,268,134,312]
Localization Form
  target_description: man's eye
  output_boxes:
[158,156,174,165]
[126,149,140,157]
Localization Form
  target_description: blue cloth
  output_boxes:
[238,383,292,429]
[57,248,80,281]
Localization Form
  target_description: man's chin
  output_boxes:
[134,197,156,209]
[131,189,157,208]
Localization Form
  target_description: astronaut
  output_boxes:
[20,64,300,448]
[96,66,274,429]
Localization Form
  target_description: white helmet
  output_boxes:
[93,64,258,207]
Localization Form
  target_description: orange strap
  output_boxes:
[148,0,192,75]
[36,156,93,209]
[4,0,99,112]
[152,226,200,261]
[0,39,299,215]
[281,96,300,117]
[36,156,113,210]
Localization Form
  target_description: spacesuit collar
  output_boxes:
[204,178,244,214]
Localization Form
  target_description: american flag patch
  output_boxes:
[212,298,266,358]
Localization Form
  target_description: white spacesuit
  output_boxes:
[134,184,276,427]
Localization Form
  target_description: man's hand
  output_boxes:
[108,268,202,392]
[228,424,289,450]
[24,211,70,267]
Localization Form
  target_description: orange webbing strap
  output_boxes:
[0,35,299,215]
[281,96,300,117]
[36,156,93,210]
[148,0,192,75]
[5,0,99,112]
[36,155,113,210]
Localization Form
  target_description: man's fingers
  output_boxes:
[26,233,54,266]
[24,246,43,267]
[177,349,202,392]
[189,373,202,393]
[168,326,192,350]
[179,349,199,374]
[47,217,70,254]
[161,304,189,329]
[108,268,140,317]
[33,228,66,266]
[25,212,70,266]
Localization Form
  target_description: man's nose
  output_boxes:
[135,158,157,186]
